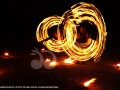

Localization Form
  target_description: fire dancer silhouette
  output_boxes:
[77,27,89,43]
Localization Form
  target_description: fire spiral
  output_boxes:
[36,2,107,62]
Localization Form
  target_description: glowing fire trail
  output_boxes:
[62,2,107,62]
[36,2,107,62]
[36,16,76,52]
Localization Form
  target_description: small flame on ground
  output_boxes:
[64,58,74,64]
[45,58,51,62]
[50,61,57,66]
[45,58,57,66]
[84,78,97,87]
[4,52,9,56]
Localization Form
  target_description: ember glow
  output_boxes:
[4,52,9,56]
[64,58,74,64]
[84,78,97,87]
[0,71,3,75]
[36,2,107,62]
[36,16,76,52]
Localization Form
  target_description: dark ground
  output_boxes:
[0,42,120,90]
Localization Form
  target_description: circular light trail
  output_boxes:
[61,2,107,62]
[36,16,77,52]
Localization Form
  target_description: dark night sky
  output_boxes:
[0,0,120,49]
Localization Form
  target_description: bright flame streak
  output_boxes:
[49,61,57,66]
[4,52,9,56]
[64,58,74,64]
[84,78,97,87]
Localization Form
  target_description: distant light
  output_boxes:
[84,78,97,87]
[4,52,9,56]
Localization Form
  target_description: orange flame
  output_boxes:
[45,58,57,66]
[84,78,97,87]
[64,58,74,64]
